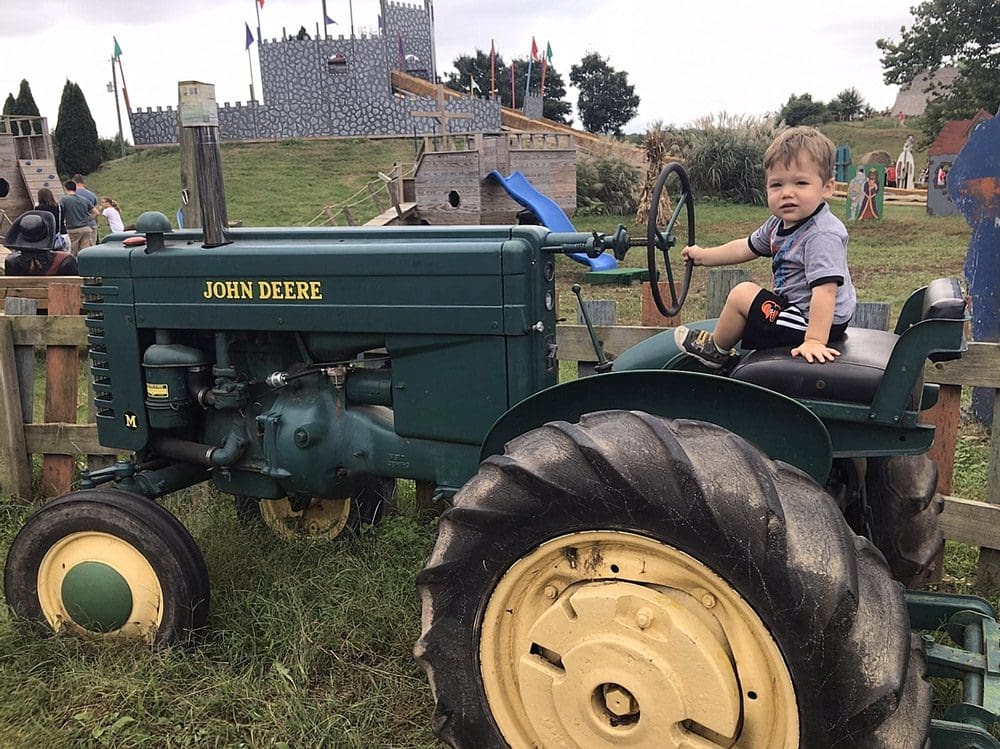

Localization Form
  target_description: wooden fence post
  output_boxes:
[706,268,751,319]
[577,300,616,377]
[41,284,80,498]
[852,302,890,332]
[4,297,37,422]
[641,282,682,328]
[0,317,33,500]
[978,389,1000,588]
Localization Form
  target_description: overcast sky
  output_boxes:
[0,0,919,141]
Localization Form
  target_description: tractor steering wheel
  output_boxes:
[647,162,696,317]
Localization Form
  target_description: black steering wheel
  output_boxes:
[647,162,696,317]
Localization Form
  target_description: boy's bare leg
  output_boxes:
[712,282,761,349]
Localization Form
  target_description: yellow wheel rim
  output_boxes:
[36,531,164,642]
[259,497,352,541]
[480,531,799,748]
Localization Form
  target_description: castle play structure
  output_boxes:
[0,115,62,234]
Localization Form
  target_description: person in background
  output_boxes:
[72,173,99,243]
[34,188,64,235]
[3,210,78,276]
[59,181,97,255]
[100,196,124,233]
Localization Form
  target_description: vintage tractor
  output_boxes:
[4,156,999,747]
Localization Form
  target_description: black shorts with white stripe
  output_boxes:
[741,288,847,350]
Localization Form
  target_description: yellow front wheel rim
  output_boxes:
[36,531,164,642]
[479,531,799,748]
[259,497,352,541]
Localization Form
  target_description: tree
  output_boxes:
[877,0,1000,143]
[54,81,102,177]
[568,52,640,135]
[14,79,42,133]
[778,93,829,126]
[2,93,15,135]
[828,88,868,121]
[445,50,572,124]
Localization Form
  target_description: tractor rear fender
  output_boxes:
[482,370,833,484]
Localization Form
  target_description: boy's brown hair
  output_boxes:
[764,126,836,183]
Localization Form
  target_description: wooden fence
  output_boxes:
[1,278,998,565]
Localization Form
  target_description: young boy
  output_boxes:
[674,126,856,368]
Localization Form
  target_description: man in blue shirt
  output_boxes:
[72,173,99,243]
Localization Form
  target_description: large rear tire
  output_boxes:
[866,455,944,586]
[4,488,209,645]
[416,412,930,748]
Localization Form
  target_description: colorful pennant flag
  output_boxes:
[113,36,123,60]
[530,37,539,62]
[325,15,336,25]
[470,75,481,94]
[545,41,553,64]
[245,22,255,50]
[541,41,552,92]
[257,0,264,8]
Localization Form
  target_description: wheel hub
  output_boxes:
[259,497,351,540]
[479,531,798,748]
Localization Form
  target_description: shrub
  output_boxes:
[576,154,640,216]
[682,113,778,205]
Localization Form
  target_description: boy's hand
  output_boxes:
[791,339,840,363]
[681,244,707,265]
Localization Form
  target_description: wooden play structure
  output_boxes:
[0,115,62,238]
[412,132,576,225]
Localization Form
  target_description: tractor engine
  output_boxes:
[78,218,587,502]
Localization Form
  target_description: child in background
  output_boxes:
[674,126,857,368]
[100,197,124,234]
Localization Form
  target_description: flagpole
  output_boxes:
[247,45,257,103]
[524,58,533,106]
[490,40,496,99]
[510,62,515,108]
[254,0,263,45]
[348,0,355,39]
[110,57,125,158]
[322,0,328,39]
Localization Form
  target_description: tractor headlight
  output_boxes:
[545,290,554,310]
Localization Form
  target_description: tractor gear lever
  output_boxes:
[571,284,611,372]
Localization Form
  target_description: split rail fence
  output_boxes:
[1,277,998,570]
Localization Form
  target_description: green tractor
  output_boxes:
[4,159,998,747]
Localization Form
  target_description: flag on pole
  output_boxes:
[470,75,481,95]
[540,41,552,93]
[257,0,264,8]
[113,36,123,60]
[325,15,336,25]
[245,22,255,50]
[530,37,539,62]
[377,14,383,30]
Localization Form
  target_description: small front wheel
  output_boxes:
[4,488,209,645]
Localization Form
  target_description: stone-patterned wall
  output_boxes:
[522,94,543,121]
[129,0,501,145]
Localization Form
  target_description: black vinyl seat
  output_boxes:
[729,328,920,407]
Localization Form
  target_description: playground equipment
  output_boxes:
[0,115,62,239]
[4,144,999,746]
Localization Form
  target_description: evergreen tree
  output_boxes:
[14,79,41,134]
[2,93,16,136]
[569,53,639,135]
[54,81,102,177]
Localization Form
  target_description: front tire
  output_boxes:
[4,488,209,645]
[416,412,930,748]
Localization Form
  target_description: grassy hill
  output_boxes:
[820,118,926,166]
[88,138,418,229]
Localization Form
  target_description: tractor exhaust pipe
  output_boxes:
[178,81,229,248]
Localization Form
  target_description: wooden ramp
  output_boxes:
[18,160,64,200]
[364,202,417,226]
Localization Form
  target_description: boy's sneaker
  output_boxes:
[673,326,733,369]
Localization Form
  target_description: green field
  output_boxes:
[0,131,991,747]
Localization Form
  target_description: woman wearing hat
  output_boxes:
[3,210,78,276]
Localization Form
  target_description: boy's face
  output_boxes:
[766,157,835,227]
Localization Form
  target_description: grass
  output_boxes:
[1,131,995,745]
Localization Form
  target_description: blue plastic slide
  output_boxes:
[486,170,617,270]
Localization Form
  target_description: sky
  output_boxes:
[0,0,920,142]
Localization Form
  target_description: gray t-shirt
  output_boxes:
[748,203,857,324]
[59,194,93,230]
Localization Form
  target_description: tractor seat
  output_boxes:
[729,328,918,407]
